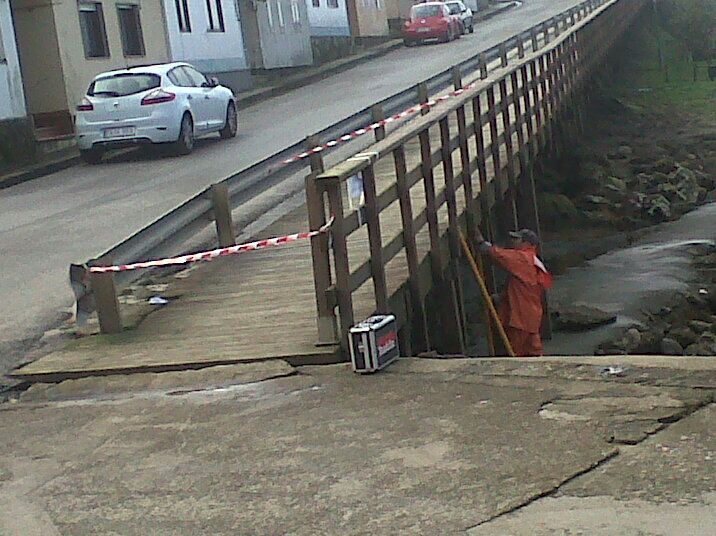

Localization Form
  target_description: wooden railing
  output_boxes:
[306,0,645,353]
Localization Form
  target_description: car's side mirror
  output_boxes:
[206,77,219,88]
[461,8,467,13]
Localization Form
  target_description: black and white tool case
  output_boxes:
[349,315,400,373]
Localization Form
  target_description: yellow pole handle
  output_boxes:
[459,231,516,358]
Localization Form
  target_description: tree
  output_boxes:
[658,0,716,60]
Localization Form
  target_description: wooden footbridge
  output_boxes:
[13,0,645,382]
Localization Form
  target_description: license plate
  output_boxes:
[104,127,135,138]
[417,28,430,33]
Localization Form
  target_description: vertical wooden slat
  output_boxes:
[439,116,467,353]
[305,135,337,344]
[530,58,545,151]
[361,163,389,314]
[452,67,476,238]
[510,71,527,179]
[393,145,430,351]
[325,178,354,349]
[419,128,444,279]
[499,43,508,67]
[486,86,502,198]
[520,64,536,160]
[499,78,519,231]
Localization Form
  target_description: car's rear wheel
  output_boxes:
[403,38,415,47]
[173,113,195,156]
[220,102,238,139]
[80,148,104,165]
[469,22,475,33]
[440,30,450,43]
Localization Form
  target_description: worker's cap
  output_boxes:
[509,229,540,245]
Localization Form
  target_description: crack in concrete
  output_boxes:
[464,449,621,532]
[463,400,715,532]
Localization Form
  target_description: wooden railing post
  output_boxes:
[210,182,236,248]
[479,52,488,80]
[323,177,354,350]
[371,105,386,141]
[90,258,122,335]
[499,43,508,68]
[393,145,430,352]
[359,161,389,314]
[530,28,539,52]
[417,82,429,116]
[542,21,550,45]
[305,135,338,345]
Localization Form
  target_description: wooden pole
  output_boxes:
[459,232,515,357]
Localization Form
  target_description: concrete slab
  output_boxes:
[0,357,712,535]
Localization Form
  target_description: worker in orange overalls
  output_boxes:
[475,228,553,356]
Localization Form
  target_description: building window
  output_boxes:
[206,0,225,31]
[175,0,191,32]
[79,2,110,58]
[276,0,284,27]
[290,0,300,22]
[327,0,338,7]
[267,0,274,27]
[312,0,319,7]
[117,4,146,57]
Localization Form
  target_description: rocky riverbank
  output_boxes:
[531,91,716,356]
[537,95,716,275]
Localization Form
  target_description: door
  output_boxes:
[183,66,225,131]
[168,67,209,131]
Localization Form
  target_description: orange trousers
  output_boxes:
[505,327,543,357]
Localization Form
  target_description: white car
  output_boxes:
[446,0,474,34]
[75,62,237,164]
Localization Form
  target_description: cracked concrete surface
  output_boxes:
[0,357,713,535]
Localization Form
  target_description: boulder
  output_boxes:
[538,193,581,226]
[669,326,699,347]
[660,337,684,355]
[604,176,628,193]
[645,194,671,221]
[584,195,610,206]
[684,343,715,356]
[618,145,634,158]
[688,320,713,335]
[551,304,617,332]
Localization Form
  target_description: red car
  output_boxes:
[403,2,463,46]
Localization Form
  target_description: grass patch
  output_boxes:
[608,10,715,119]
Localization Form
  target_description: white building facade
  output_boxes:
[163,0,253,91]
[0,0,26,121]
[307,0,351,37]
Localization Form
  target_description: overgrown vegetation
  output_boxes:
[610,2,716,118]
[657,0,716,60]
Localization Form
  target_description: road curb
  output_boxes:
[0,153,81,191]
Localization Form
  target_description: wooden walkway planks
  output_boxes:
[11,0,639,381]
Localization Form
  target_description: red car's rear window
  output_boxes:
[411,5,443,19]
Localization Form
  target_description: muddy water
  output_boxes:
[545,203,716,355]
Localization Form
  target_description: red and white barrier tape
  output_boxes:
[283,82,477,164]
[89,217,334,274]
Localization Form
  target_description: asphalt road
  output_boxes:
[0,0,586,361]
